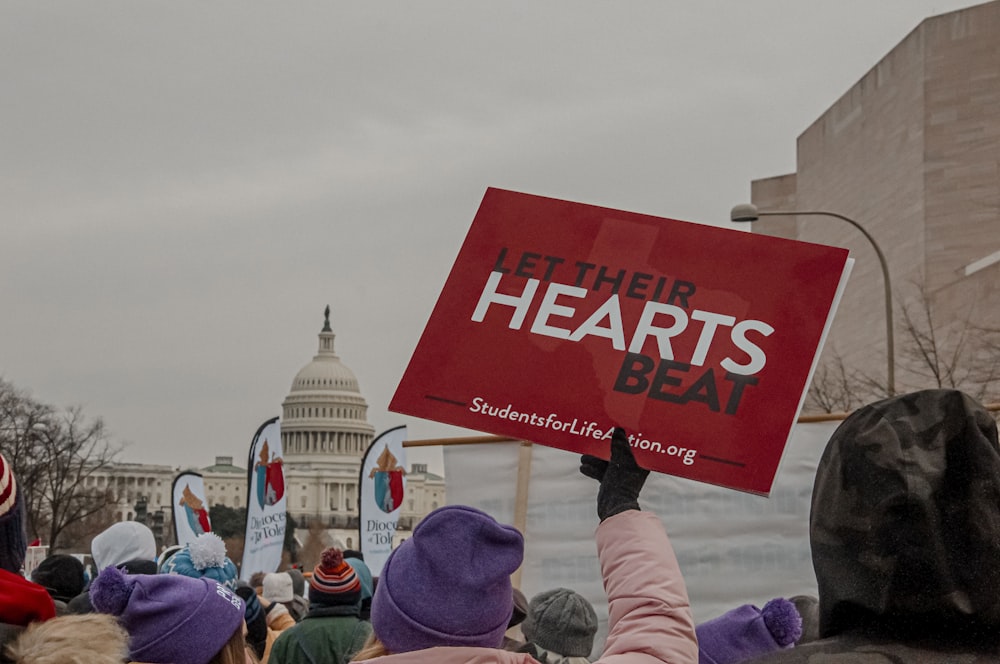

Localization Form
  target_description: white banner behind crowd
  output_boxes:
[240,417,286,581]
[172,471,212,547]
[443,420,839,654]
[359,426,408,577]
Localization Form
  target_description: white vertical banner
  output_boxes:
[172,471,212,547]
[358,425,407,577]
[240,417,285,581]
[444,421,839,656]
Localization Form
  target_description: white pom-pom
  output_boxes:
[188,532,228,571]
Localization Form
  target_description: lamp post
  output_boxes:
[730,203,895,396]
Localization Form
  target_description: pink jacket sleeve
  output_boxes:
[594,510,698,664]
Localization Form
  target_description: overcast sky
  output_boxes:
[1,1,980,473]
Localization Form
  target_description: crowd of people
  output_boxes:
[1,388,999,663]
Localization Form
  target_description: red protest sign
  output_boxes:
[390,188,851,495]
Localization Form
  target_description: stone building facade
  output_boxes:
[747,1,1000,405]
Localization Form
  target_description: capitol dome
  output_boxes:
[281,306,375,465]
[289,344,361,393]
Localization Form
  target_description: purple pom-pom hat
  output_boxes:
[91,564,245,664]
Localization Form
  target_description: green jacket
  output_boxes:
[269,604,372,664]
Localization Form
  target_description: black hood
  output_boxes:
[810,389,1000,641]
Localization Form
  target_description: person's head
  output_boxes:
[344,554,375,620]
[207,625,255,664]
[369,505,523,654]
[789,594,819,644]
[521,587,599,658]
[160,532,238,590]
[262,572,293,604]
[0,453,27,574]
[509,588,528,629]
[310,547,361,607]
[6,613,128,664]
[811,389,1000,641]
[236,581,267,660]
[0,566,56,626]
[287,567,306,598]
[90,564,246,664]
[90,521,156,571]
[30,554,86,604]
[117,557,158,575]
[344,555,374,602]
[156,544,184,573]
[696,598,802,664]
[248,571,266,593]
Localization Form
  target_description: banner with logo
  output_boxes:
[172,471,212,546]
[240,417,285,581]
[358,425,407,576]
[391,188,852,495]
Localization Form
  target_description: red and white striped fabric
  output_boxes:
[309,547,361,605]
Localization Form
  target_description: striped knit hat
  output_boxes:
[310,548,361,606]
[0,453,27,574]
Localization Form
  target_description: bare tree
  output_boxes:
[971,323,1000,404]
[0,380,56,540]
[297,518,334,571]
[0,379,124,552]
[56,490,119,552]
[805,350,872,413]
[39,406,124,551]
[897,283,1000,402]
[804,282,999,414]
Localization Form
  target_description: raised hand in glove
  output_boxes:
[580,427,650,521]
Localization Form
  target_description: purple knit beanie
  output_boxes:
[696,598,802,664]
[371,505,524,653]
[90,565,245,664]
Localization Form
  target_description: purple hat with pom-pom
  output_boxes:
[371,505,524,653]
[90,565,244,664]
[696,598,802,664]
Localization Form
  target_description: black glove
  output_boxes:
[580,427,649,521]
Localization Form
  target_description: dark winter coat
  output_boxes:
[748,389,1000,663]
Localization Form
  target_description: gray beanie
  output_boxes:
[522,588,598,657]
[287,567,306,597]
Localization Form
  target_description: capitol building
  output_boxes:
[87,308,445,551]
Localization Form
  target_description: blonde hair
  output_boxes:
[351,634,391,661]
[7,614,128,664]
[208,625,259,664]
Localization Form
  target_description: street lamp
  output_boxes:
[730,203,895,396]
